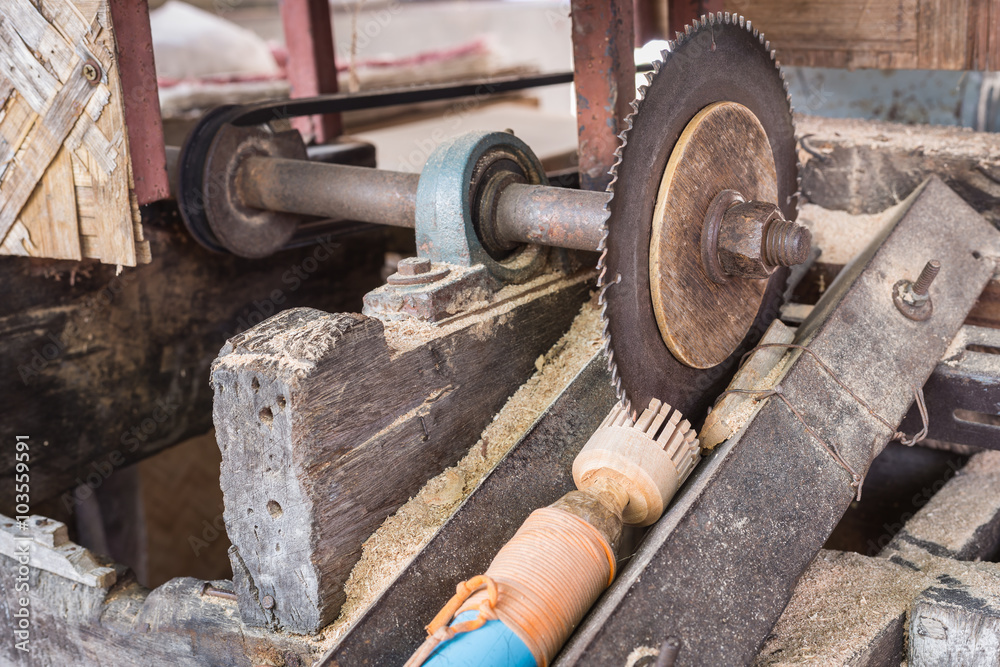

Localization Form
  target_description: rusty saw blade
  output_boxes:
[598,13,800,422]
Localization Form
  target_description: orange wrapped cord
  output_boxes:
[454,506,616,667]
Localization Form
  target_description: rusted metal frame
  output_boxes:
[107,0,170,205]
[899,325,1000,449]
[555,178,1000,665]
[571,0,636,191]
[319,353,615,665]
[667,0,724,36]
[279,0,342,144]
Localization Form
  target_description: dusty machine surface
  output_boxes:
[2,1,1000,666]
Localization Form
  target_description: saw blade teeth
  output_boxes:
[599,11,798,413]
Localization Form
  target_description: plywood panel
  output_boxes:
[0,0,149,265]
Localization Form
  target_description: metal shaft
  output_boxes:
[236,156,611,251]
[495,183,610,252]
[237,156,420,228]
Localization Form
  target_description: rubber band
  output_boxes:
[404,575,499,667]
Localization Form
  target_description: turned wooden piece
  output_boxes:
[573,400,700,526]
[649,101,778,368]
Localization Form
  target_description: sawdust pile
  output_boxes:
[754,550,925,665]
[798,202,904,265]
[321,295,603,644]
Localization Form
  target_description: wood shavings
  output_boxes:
[318,295,602,646]
[798,202,905,265]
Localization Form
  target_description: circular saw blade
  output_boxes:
[598,13,800,422]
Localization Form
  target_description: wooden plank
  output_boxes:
[0,0,148,266]
[796,115,1000,229]
[918,0,970,69]
[0,558,322,666]
[723,0,918,68]
[0,94,38,183]
[0,65,95,246]
[910,587,1000,667]
[16,145,82,260]
[0,514,116,587]
[700,319,795,450]
[212,272,592,634]
[724,0,998,70]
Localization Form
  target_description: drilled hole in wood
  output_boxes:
[251,377,260,392]
[954,409,1000,427]
[259,407,273,426]
[267,500,283,518]
[973,251,983,259]
[276,396,286,410]
[247,508,253,516]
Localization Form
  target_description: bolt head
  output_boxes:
[82,62,100,83]
[261,595,275,610]
[397,257,431,276]
[717,201,781,280]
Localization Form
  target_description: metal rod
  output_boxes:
[495,183,609,251]
[237,157,419,228]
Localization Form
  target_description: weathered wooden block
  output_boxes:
[910,585,1000,667]
[212,271,591,633]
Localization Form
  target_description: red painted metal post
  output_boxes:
[571,0,635,191]
[279,0,342,144]
[668,0,724,36]
[107,0,170,206]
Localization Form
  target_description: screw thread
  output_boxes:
[912,260,941,296]
[764,218,812,267]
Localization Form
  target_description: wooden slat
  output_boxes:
[918,0,970,69]
[83,30,134,265]
[0,0,147,266]
[725,0,999,70]
[0,93,36,183]
[17,145,82,260]
[0,70,94,243]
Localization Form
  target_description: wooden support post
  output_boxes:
[279,0,342,145]
[212,272,592,633]
[571,0,635,191]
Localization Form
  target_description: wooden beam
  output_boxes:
[212,272,592,633]
[796,114,1000,229]
[0,205,390,510]
[724,0,1000,70]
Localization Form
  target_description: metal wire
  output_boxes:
[716,343,931,501]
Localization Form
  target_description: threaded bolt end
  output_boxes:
[764,218,812,268]
[912,260,941,296]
